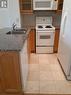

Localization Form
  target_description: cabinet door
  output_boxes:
[0,52,22,93]
[20,0,33,14]
[29,29,36,53]
[0,78,3,93]
[0,53,5,93]
[58,0,63,11]
[54,29,60,53]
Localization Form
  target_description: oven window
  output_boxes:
[40,35,51,39]
[35,1,51,8]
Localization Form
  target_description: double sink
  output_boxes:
[6,28,27,35]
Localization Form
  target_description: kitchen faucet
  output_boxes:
[12,23,17,31]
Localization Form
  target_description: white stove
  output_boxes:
[36,17,55,54]
[36,24,55,31]
[36,17,55,31]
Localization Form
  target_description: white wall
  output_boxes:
[63,0,71,11]
[0,0,10,28]
[20,40,29,91]
[9,0,21,27]
[0,0,21,28]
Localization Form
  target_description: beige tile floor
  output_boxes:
[25,53,71,94]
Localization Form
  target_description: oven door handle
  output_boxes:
[39,35,51,39]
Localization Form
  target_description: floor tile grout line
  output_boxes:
[25,53,71,94]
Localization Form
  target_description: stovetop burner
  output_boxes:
[45,25,52,28]
[38,25,43,28]
[36,24,55,31]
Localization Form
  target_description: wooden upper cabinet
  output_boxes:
[57,0,64,12]
[0,52,22,94]
[19,0,33,14]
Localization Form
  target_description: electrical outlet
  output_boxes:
[0,0,7,8]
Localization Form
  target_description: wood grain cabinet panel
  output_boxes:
[0,52,22,94]
[29,29,36,53]
[54,28,60,53]
[57,0,64,12]
[0,60,5,93]
[19,0,33,14]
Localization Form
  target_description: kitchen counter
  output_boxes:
[0,28,30,93]
[0,28,30,51]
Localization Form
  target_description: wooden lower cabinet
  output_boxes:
[0,52,22,94]
[29,29,36,53]
[54,28,60,53]
[0,62,5,93]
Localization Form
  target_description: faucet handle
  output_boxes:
[12,23,16,27]
[12,23,17,30]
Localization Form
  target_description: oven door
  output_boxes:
[36,32,55,46]
[33,0,53,10]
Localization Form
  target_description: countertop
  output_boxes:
[0,28,30,51]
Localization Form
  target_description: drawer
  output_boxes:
[36,46,53,54]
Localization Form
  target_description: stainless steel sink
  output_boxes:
[6,29,27,35]
[15,29,26,32]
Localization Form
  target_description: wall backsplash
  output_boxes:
[21,11,62,28]
[21,14,36,27]
[53,13,62,27]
